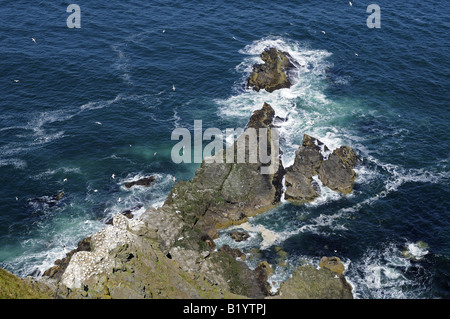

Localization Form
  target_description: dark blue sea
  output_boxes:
[1,1,449,298]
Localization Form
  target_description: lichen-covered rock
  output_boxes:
[247,47,296,93]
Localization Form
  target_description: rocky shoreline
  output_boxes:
[0,48,358,299]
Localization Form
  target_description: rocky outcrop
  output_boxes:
[272,260,353,299]
[285,134,358,203]
[36,103,285,299]
[284,135,325,203]
[247,47,296,93]
[163,102,284,240]
[40,213,248,299]
[230,230,250,242]
[31,104,358,300]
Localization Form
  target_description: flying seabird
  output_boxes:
[172,84,176,91]
[95,121,102,125]
[13,79,19,83]
[321,30,326,35]
[349,1,353,6]
[31,38,36,44]
[111,173,115,179]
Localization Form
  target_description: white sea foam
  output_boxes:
[346,242,429,299]
[0,158,27,169]
[30,166,82,181]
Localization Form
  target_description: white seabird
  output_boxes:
[95,121,102,125]
[172,84,176,91]
[349,1,353,6]
[111,173,115,179]
[31,38,36,44]
[321,30,326,34]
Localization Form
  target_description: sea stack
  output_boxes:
[247,47,296,93]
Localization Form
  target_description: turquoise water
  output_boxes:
[0,1,449,298]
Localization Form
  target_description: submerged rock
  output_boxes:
[124,176,155,189]
[247,47,296,93]
[28,191,65,209]
[402,241,429,261]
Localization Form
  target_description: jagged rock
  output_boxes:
[284,134,325,203]
[319,256,345,275]
[28,191,65,209]
[124,176,155,189]
[230,230,250,242]
[318,146,358,194]
[272,263,353,299]
[285,135,359,201]
[247,47,296,93]
[163,103,284,240]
